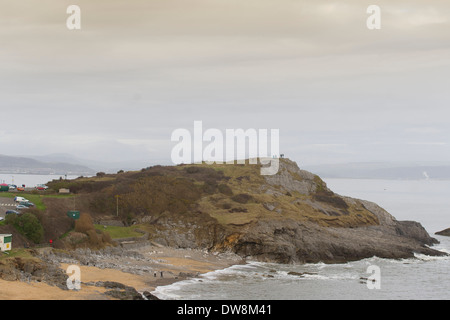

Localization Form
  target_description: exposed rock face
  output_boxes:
[149,214,228,249]
[94,281,144,300]
[138,158,445,264]
[435,228,450,237]
[358,199,397,227]
[0,256,67,288]
[224,159,446,263]
[263,159,320,195]
[395,221,439,246]
[232,218,443,264]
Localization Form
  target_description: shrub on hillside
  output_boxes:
[202,180,218,194]
[86,229,100,246]
[183,166,225,182]
[8,212,44,244]
[47,179,115,194]
[119,176,203,217]
[231,193,254,204]
[102,231,112,243]
[222,203,232,210]
[218,184,233,196]
[70,213,115,249]
[74,213,95,233]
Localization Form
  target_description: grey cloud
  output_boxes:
[1,0,449,166]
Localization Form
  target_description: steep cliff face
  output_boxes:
[208,159,443,263]
[230,209,442,264]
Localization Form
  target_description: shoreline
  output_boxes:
[2,238,448,300]
[0,243,245,300]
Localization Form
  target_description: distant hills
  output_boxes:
[0,154,96,175]
[0,153,165,175]
[3,152,450,180]
[26,153,164,174]
[303,162,450,180]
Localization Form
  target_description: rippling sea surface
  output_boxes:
[152,179,450,300]
[0,174,79,187]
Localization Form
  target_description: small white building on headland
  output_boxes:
[0,234,12,252]
[59,188,71,194]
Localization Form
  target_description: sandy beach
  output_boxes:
[0,244,244,300]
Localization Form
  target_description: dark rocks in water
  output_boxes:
[143,291,161,300]
[395,221,439,246]
[287,271,317,277]
[287,271,304,277]
[435,228,450,237]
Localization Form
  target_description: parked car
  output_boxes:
[16,205,28,210]
[5,210,20,215]
[0,217,4,221]
[36,184,49,191]
[8,184,17,190]
[19,201,34,207]
[14,196,28,203]
[17,187,25,191]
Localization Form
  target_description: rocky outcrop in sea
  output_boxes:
[436,228,450,237]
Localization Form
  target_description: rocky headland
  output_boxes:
[0,158,447,299]
[43,158,449,263]
[134,159,445,264]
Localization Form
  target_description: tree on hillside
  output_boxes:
[7,212,44,244]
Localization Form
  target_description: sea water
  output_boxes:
[152,178,450,300]
[0,174,79,188]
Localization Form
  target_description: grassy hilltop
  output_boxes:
[48,158,379,227]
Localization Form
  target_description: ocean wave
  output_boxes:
[413,252,450,261]
[151,281,192,300]
[151,262,263,299]
[151,241,450,300]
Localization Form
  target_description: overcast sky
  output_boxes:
[1,0,449,168]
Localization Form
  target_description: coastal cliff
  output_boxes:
[35,158,445,264]
[145,159,444,263]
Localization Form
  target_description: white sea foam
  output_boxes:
[413,252,450,261]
